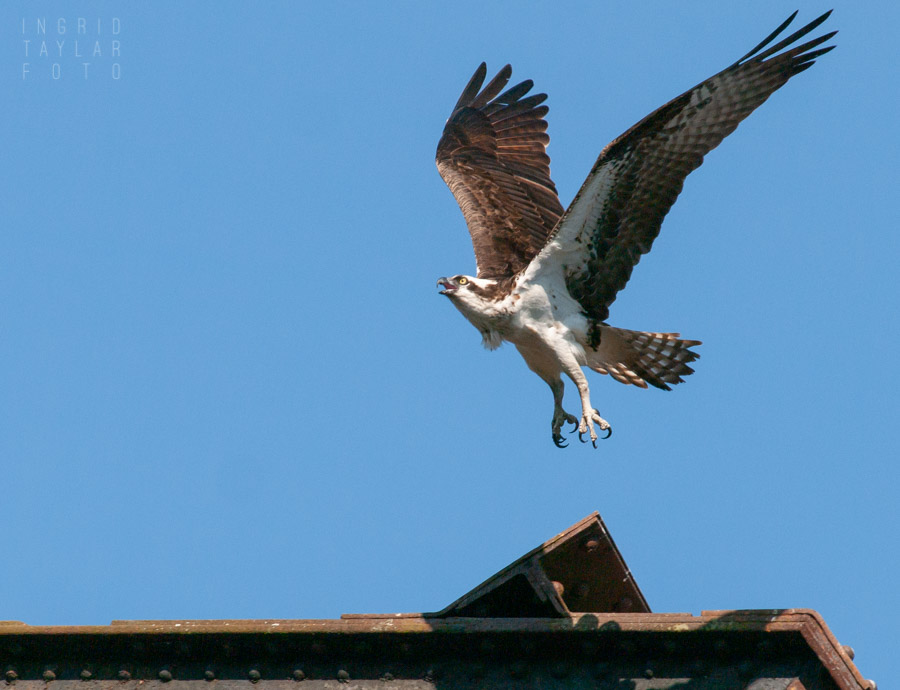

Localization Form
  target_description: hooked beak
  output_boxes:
[436,277,457,295]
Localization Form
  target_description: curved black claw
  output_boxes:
[553,434,568,449]
[601,426,612,440]
[578,430,587,444]
[592,439,597,449]
[569,420,579,433]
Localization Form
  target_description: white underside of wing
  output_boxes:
[449,153,643,385]
[480,158,630,378]
[520,155,629,288]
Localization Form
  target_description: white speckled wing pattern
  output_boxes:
[533,11,835,340]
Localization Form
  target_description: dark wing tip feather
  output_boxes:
[470,64,513,109]
[737,10,835,66]
[452,62,487,112]
[793,43,836,68]
[491,93,549,122]
[452,64,540,114]
[496,79,534,104]
[733,10,799,65]
[790,62,816,76]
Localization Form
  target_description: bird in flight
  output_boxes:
[435,11,835,447]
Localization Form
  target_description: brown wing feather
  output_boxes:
[553,12,835,328]
[436,64,564,279]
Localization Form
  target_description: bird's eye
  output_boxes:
[458,277,469,285]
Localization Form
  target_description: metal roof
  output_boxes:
[0,513,874,689]
[420,512,649,618]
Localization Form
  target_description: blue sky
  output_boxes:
[2,0,896,685]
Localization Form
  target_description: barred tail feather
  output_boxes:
[588,327,701,390]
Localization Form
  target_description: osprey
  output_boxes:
[436,11,835,448]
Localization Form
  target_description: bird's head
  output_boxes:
[436,274,505,311]
[436,274,474,296]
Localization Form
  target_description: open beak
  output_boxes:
[436,277,457,295]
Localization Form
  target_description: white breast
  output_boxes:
[505,274,590,370]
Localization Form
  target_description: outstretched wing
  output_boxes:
[535,11,835,323]
[436,64,565,279]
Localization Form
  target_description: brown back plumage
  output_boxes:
[436,63,564,279]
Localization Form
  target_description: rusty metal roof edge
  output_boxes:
[776,608,869,690]
[0,608,858,637]
[700,609,868,690]
[0,610,871,688]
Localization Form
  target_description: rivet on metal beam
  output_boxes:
[422,669,435,682]
[79,670,92,681]
[42,670,56,682]
[592,662,609,679]
[551,581,565,597]
[117,670,131,682]
[380,672,394,682]
[5,669,17,684]
[550,662,569,679]
[582,538,600,552]
[569,582,587,600]
[248,669,261,683]
[336,669,350,683]
[158,669,173,682]
[291,669,305,682]
[204,669,216,682]
[644,668,654,679]
[842,645,856,660]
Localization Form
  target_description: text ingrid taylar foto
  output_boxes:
[21,17,121,81]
